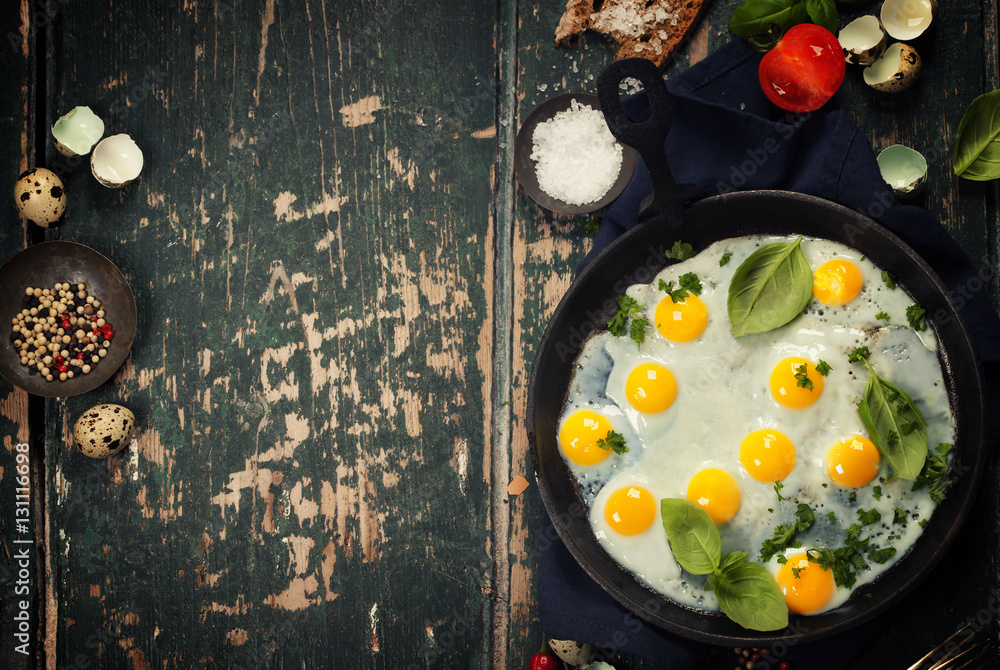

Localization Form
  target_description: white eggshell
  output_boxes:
[51,106,105,157]
[839,16,887,66]
[73,404,135,458]
[91,134,144,188]
[881,0,936,41]
[877,145,928,198]
[14,168,67,227]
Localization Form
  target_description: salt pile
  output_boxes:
[530,100,623,206]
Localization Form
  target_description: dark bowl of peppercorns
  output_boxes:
[0,241,136,397]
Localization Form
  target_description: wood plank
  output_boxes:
[0,1,38,668]
[44,0,499,666]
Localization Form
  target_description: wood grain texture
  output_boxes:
[0,1,37,668]
[0,0,997,667]
[43,1,497,667]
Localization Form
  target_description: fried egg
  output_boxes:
[557,235,956,616]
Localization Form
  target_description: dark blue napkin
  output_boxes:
[539,38,1000,669]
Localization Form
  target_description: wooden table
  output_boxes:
[1,1,997,667]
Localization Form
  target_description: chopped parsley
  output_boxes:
[848,491,857,503]
[596,430,628,454]
[912,442,956,504]
[773,480,786,502]
[882,271,897,290]
[665,240,694,261]
[816,360,832,376]
[658,272,702,303]
[892,507,908,525]
[629,317,649,346]
[857,507,882,526]
[906,305,927,331]
[582,217,601,236]
[794,363,814,391]
[719,251,732,266]
[888,534,901,541]
[759,503,814,562]
[827,511,837,521]
[872,485,882,501]
[919,519,928,528]
[867,546,897,564]
[607,295,642,337]
[876,311,891,322]
[848,346,871,363]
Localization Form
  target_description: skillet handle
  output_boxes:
[597,58,703,223]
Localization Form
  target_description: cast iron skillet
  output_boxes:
[526,58,988,646]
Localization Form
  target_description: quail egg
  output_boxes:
[73,404,135,458]
[863,43,922,93]
[14,168,66,227]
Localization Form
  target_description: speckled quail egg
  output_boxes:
[549,639,595,667]
[14,168,66,227]
[863,43,922,93]
[73,404,135,458]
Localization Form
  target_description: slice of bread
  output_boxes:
[555,0,707,67]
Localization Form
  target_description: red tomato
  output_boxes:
[758,24,846,113]
[529,652,559,670]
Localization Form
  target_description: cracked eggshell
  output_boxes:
[51,106,105,157]
[73,404,135,459]
[14,168,66,227]
[877,144,927,198]
[91,133,144,188]
[839,16,887,66]
[881,0,936,41]
[549,639,595,667]
[863,43,922,93]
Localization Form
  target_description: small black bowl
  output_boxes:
[515,93,638,215]
[0,241,136,397]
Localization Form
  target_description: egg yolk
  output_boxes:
[655,293,708,342]
[813,259,863,305]
[740,429,796,482]
[625,363,677,414]
[604,485,657,535]
[559,410,614,466]
[827,435,881,487]
[776,553,835,614]
[686,468,741,524]
[769,357,825,409]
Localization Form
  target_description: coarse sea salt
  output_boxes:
[530,100,623,206]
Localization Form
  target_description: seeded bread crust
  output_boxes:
[555,0,707,68]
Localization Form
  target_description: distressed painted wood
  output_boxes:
[0,1,39,669]
[0,0,997,668]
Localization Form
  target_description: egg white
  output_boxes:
[557,235,956,616]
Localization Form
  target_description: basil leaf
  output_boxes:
[857,359,928,479]
[728,0,808,39]
[953,90,1000,181]
[727,236,813,337]
[708,557,789,631]
[660,498,721,575]
[719,550,750,573]
[804,0,837,33]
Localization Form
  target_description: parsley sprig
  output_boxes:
[658,272,703,303]
[912,442,956,503]
[607,295,647,345]
[759,503,813,563]
[794,364,813,391]
[906,305,927,331]
[596,430,628,454]
[665,240,694,261]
